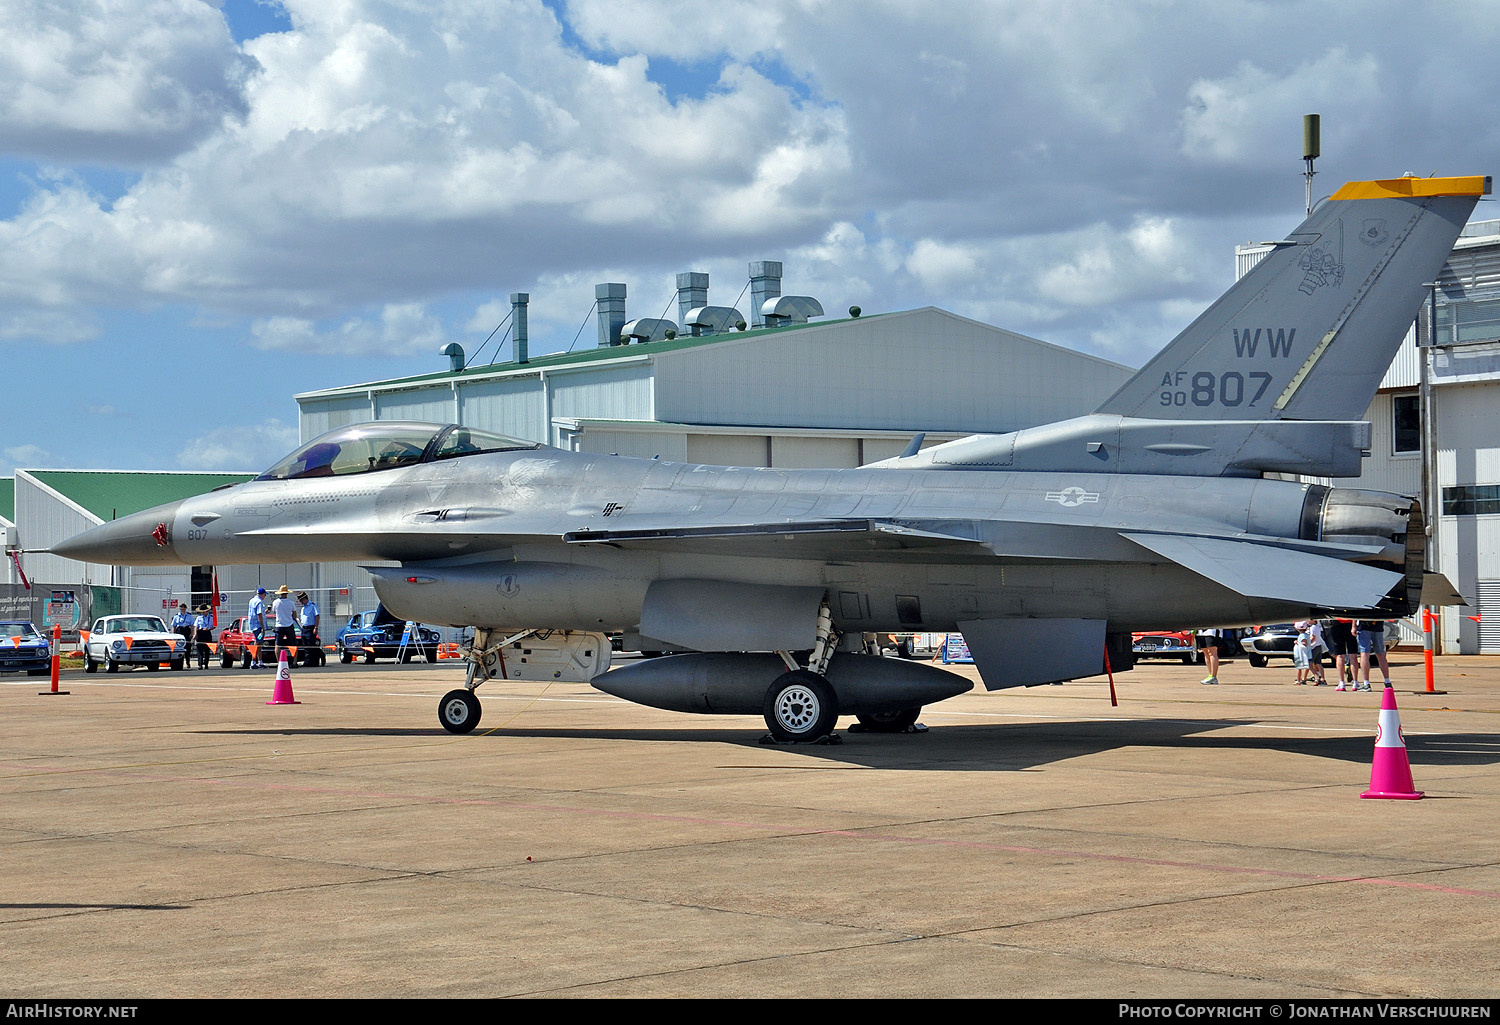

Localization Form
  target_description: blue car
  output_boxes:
[0,620,52,676]
[337,607,440,663]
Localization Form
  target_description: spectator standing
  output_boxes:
[1355,620,1392,692]
[271,585,298,661]
[1291,621,1317,685]
[194,604,214,669]
[296,591,321,666]
[1326,618,1358,689]
[171,603,195,665]
[247,587,268,668]
[1195,627,1225,685]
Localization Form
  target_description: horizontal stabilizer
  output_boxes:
[1123,532,1401,610]
[1421,571,1468,607]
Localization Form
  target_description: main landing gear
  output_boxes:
[764,599,847,743]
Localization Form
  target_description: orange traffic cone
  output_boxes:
[1361,685,1421,800]
[266,648,300,706]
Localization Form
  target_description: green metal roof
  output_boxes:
[296,314,862,399]
[27,470,255,522]
[0,478,13,524]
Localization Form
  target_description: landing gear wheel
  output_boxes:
[855,707,921,733]
[438,689,481,734]
[763,670,839,743]
[1248,654,1267,668]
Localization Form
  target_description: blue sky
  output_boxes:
[4,0,1500,475]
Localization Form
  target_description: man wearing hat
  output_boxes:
[271,585,298,662]
[247,587,268,668]
[296,591,322,667]
[193,604,214,669]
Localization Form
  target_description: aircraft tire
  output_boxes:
[438,689,481,734]
[855,707,921,733]
[763,670,839,742]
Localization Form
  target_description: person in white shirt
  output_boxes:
[271,585,298,661]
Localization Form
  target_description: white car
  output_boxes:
[84,615,189,673]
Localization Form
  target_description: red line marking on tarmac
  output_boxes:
[6,760,1497,900]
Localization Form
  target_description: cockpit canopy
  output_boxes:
[256,422,538,481]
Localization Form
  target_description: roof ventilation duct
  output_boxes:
[676,271,708,329]
[511,292,529,364]
[596,283,626,346]
[621,318,677,343]
[684,306,745,336]
[760,295,824,329]
[440,342,465,373]
[749,260,782,328]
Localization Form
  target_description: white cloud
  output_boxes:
[250,304,448,356]
[1179,48,1382,165]
[0,0,252,164]
[175,418,298,471]
[3,444,56,473]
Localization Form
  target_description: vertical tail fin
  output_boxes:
[1095,176,1489,422]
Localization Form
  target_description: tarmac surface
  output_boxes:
[3,650,1499,999]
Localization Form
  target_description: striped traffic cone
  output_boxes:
[266,648,300,706]
[1360,685,1421,800]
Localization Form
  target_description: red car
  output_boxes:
[216,616,326,668]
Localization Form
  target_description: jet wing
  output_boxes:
[562,519,992,557]
[1122,531,1401,609]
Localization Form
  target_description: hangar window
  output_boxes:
[1392,394,1420,455]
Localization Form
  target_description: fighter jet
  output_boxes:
[53,174,1489,739]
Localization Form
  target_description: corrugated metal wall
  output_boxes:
[300,395,375,443]
[653,309,1130,434]
[375,389,454,423]
[458,377,546,443]
[550,363,654,425]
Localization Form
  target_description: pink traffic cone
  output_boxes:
[266,648,301,706]
[1361,685,1421,800]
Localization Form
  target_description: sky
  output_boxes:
[4,0,1499,475]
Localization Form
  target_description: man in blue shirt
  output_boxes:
[296,591,322,666]
[247,587,267,668]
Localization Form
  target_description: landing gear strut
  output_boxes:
[764,598,842,742]
[437,626,527,735]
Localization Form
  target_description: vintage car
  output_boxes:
[0,620,52,676]
[217,615,325,667]
[338,607,440,663]
[83,614,188,672]
[1130,630,1201,664]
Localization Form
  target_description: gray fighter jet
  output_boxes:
[53,174,1489,739]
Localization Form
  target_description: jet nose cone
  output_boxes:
[51,501,187,565]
